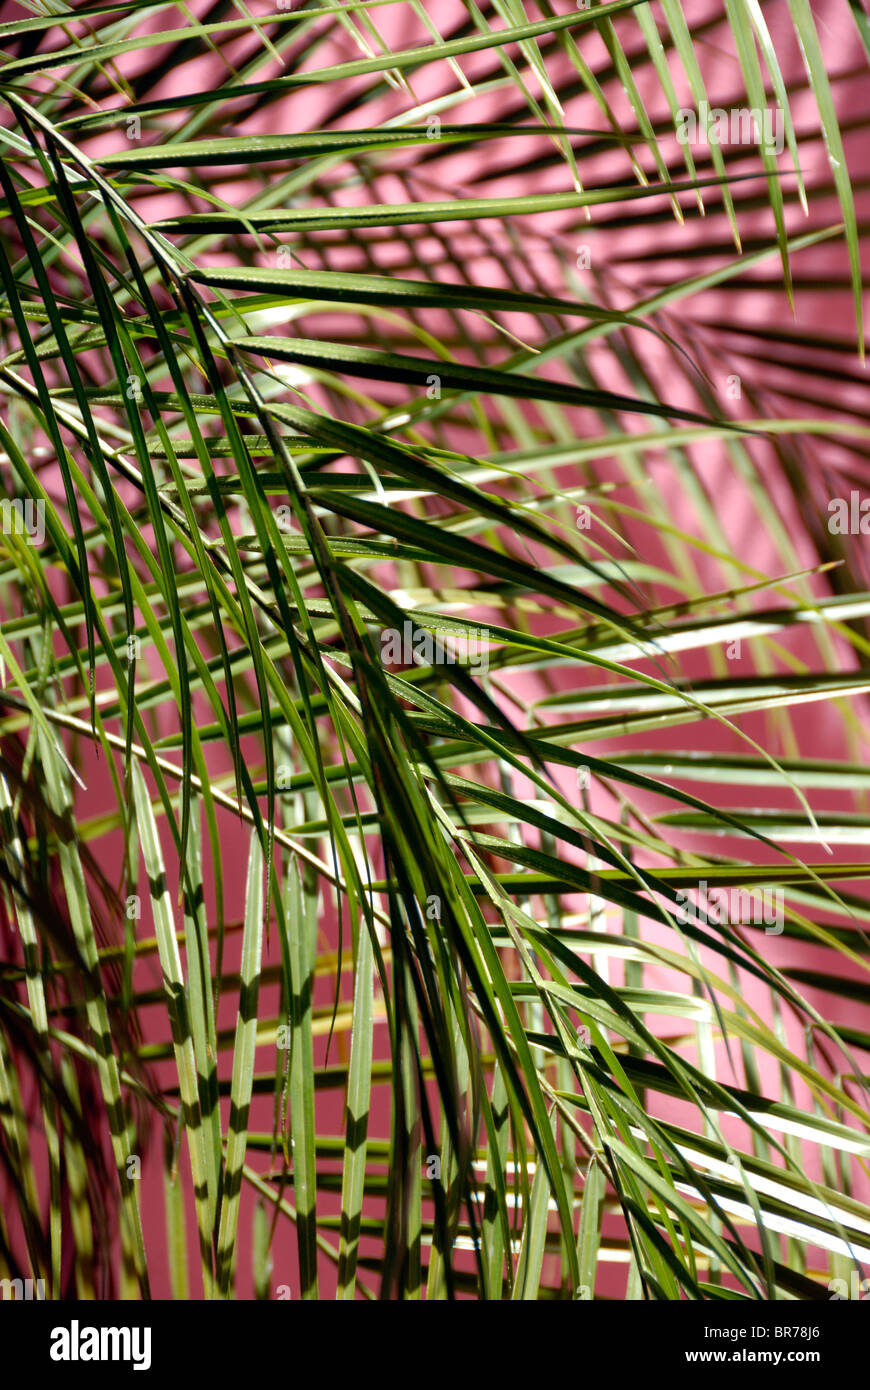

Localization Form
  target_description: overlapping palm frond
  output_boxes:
[0,0,869,1300]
